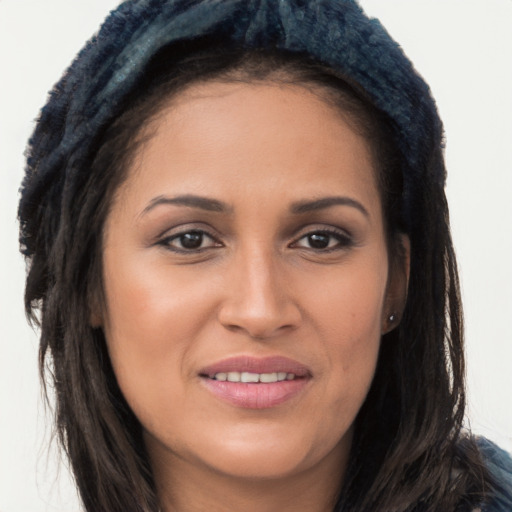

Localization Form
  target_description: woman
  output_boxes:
[17,0,512,511]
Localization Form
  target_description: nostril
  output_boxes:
[223,323,243,333]
[218,306,300,340]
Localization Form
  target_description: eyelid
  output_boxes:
[290,223,353,239]
[289,225,354,251]
[153,221,223,240]
[155,224,224,252]
[152,222,354,253]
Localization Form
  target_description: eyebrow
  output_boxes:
[140,194,232,217]
[140,194,369,218]
[289,196,369,217]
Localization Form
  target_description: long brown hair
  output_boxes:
[20,45,492,511]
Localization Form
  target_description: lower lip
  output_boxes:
[201,378,309,409]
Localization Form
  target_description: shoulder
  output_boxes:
[477,437,512,512]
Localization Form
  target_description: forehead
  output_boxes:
[116,81,380,218]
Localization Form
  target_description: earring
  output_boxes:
[388,313,396,323]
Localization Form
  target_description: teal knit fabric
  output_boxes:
[19,0,444,257]
[479,438,512,511]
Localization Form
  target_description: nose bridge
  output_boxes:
[240,244,280,310]
[218,241,299,338]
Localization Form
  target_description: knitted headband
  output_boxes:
[19,0,445,257]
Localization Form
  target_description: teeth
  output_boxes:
[259,372,278,383]
[227,372,241,382]
[212,372,296,383]
[241,372,259,383]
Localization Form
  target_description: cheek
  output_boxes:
[305,260,386,402]
[308,259,386,346]
[101,253,219,414]
[103,250,219,340]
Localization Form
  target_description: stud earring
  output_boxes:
[388,313,396,323]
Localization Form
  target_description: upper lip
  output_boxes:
[199,356,311,378]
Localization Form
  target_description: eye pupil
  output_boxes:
[308,233,330,249]
[180,231,203,249]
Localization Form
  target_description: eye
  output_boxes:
[159,229,221,252]
[292,229,353,251]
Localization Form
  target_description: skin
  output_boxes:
[100,81,408,512]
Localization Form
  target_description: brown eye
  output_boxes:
[307,233,331,249]
[294,229,353,251]
[179,231,205,249]
[160,230,221,252]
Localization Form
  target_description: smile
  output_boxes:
[199,356,311,409]
[210,372,297,382]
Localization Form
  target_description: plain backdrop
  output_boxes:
[1,1,511,511]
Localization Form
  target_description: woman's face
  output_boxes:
[101,81,405,485]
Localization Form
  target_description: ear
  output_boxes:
[382,234,410,334]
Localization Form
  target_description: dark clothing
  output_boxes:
[480,438,512,511]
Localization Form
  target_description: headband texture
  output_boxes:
[19,0,445,256]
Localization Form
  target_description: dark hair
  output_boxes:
[19,38,495,511]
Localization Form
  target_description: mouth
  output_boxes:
[199,356,311,409]
[207,371,298,383]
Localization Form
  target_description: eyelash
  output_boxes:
[290,228,354,253]
[158,229,222,253]
[157,227,354,254]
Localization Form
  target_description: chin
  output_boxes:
[171,421,350,482]
[206,443,310,480]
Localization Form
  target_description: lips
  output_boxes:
[199,355,310,378]
[199,356,311,409]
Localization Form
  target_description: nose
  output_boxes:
[218,247,302,339]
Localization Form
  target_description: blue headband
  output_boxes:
[20,0,445,256]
